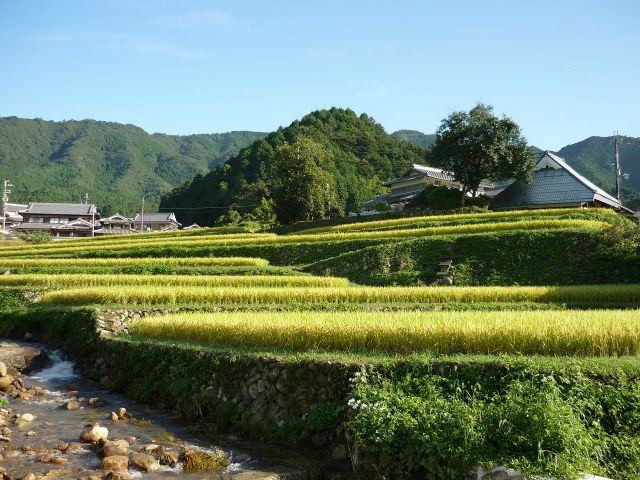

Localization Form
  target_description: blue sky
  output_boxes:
[0,0,639,150]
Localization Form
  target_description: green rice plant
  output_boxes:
[0,256,269,267]
[128,309,640,356]
[0,273,348,288]
[40,283,640,306]
[0,219,608,258]
[298,208,617,234]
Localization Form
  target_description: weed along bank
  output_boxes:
[0,207,639,479]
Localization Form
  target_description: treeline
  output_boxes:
[160,108,429,226]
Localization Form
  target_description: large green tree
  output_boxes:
[431,103,535,206]
[272,138,340,224]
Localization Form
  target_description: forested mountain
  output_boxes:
[391,130,437,150]
[160,108,429,226]
[556,136,640,210]
[0,117,265,215]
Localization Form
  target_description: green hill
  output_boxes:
[0,116,265,215]
[160,108,429,226]
[391,129,437,150]
[556,136,640,210]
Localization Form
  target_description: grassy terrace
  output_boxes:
[0,256,270,267]
[0,218,609,258]
[296,207,618,233]
[0,273,349,288]
[129,309,640,356]
[39,284,640,306]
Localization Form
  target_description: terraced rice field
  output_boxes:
[128,309,640,356]
[297,207,617,234]
[0,218,608,258]
[3,207,637,359]
[40,284,640,306]
[0,273,349,288]
[0,257,269,267]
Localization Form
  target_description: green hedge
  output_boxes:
[349,359,640,479]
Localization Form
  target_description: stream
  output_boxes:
[0,344,311,479]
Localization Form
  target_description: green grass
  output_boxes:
[40,284,640,306]
[128,309,640,356]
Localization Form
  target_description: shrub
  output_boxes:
[16,231,53,244]
[348,372,602,479]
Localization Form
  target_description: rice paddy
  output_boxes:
[39,284,640,306]
[0,218,608,258]
[0,273,349,288]
[296,207,617,234]
[128,309,640,356]
[5,207,638,359]
[0,256,269,267]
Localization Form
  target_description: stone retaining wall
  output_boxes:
[91,308,355,464]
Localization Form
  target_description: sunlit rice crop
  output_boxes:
[40,284,640,306]
[0,256,269,267]
[128,309,640,356]
[0,273,348,288]
[0,219,608,258]
[297,207,616,234]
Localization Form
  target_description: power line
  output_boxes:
[158,204,260,211]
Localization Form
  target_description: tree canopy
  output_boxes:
[272,138,340,224]
[160,108,429,226]
[431,103,536,205]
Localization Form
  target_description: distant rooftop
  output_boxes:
[133,212,179,223]
[490,151,623,211]
[384,164,455,186]
[20,202,98,216]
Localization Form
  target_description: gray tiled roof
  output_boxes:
[21,203,97,215]
[384,164,455,186]
[4,203,27,214]
[133,212,177,223]
[490,152,622,210]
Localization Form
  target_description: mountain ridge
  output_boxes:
[1,115,637,217]
[0,116,265,215]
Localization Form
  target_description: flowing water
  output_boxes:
[0,345,310,479]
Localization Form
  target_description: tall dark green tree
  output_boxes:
[272,138,340,224]
[431,103,536,206]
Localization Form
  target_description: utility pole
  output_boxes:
[614,132,622,201]
[2,180,13,233]
[140,196,145,232]
[84,192,95,237]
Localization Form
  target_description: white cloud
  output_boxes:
[160,10,251,33]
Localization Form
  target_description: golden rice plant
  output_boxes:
[0,232,277,255]
[297,207,616,234]
[40,284,640,306]
[0,273,348,288]
[0,256,269,267]
[128,309,640,356]
[0,219,607,258]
